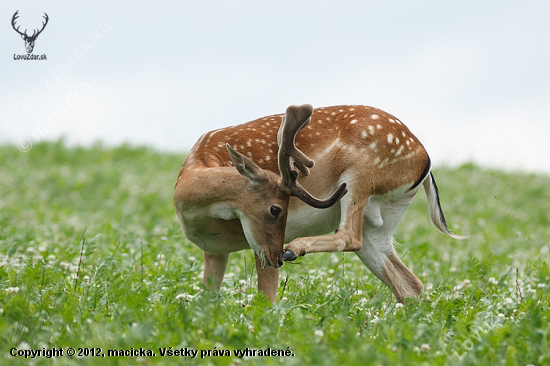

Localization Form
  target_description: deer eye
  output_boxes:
[270,206,282,219]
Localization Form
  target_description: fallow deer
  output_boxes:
[174,104,461,303]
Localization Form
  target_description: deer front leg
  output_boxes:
[202,252,229,291]
[255,253,279,303]
[284,192,366,260]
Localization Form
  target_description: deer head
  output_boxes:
[221,104,347,267]
[12,11,49,54]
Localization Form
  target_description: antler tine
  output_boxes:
[11,11,25,36]
[277,104,348,208]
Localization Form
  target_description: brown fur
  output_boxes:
[175,105,437,302]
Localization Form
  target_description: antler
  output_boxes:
[277,104,348,208]
[33,13,49,39]
[11,11,48,39]
[11,11,25,37]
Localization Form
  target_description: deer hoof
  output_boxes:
[283,250,297,261]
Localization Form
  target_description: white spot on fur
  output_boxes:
[387,133,394,144]
[350,119,358,124]
[361,130,368,138]
[368,125,375,135]
[395,145,405,156]
[371,114,379,120]
[369,141,377,150]
[377,124,382,129]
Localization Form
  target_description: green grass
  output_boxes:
[1,141,549,365]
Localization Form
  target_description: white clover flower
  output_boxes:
[17,341,31,350]
[6,287,20,294]
[421,344,431,352]
[175,293,193,302]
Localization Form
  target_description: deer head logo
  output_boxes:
[12,11,49,54]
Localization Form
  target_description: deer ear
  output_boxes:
[226,144,268,184]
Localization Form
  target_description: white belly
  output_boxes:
[284,199,341,242]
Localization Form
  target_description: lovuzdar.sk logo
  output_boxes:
[12,10,48,60]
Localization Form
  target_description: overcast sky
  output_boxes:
[1,1,549,174]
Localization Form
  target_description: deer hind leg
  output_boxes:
[284,186,367,259]
[355,194,423,303]
[255,253,279,303]
[202,252,229,291]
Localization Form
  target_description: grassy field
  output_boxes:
[1,141,549,365]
